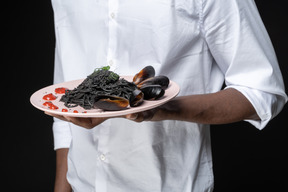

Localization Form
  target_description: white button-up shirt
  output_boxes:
[51,0,287,191]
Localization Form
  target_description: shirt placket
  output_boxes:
[94,122,110,192]
[107,0,119,71]
[94,2,118,191]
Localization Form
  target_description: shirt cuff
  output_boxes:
[52,118,72,150]
[225,85,286,130]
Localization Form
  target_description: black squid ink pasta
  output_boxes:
[60,67,138,110]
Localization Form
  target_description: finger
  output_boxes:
[63,116,107,129]
[125,113,146,122]
[125,113,139,121]
[65,116,93,129]
[63,116,93,129]
[45,111,107,129]
[44,112,68,122]
[125,110,155,123]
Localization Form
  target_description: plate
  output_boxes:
[30,76,180,118]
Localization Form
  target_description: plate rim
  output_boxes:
[30,76,180,118]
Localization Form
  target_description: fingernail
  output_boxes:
[126,114,138,120]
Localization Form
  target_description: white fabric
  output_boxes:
[51,0,287,191]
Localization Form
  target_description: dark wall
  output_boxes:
[4,1,55,191]
[3,0,287,191]
[211,1,288,192]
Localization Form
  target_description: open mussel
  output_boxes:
[132,65,170,100]
[133,65,155,85]
[94,96,130,111]
[94,89,144,111]
[137,75,169,90]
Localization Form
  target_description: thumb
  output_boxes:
[125,113,139,121]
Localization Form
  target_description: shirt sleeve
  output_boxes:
[52,45,72,150]
[201,0,287,129]
[53,117,72,150]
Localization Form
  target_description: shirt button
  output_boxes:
[108,59,117,70]
[100,154,106,161]
[109,60,114,65]
[110,13,115,19]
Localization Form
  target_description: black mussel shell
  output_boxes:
[94,96,129,111]
[133,65,155,85]
[140,85,165,100]
[137,75,169,90]
[129,89,144,107]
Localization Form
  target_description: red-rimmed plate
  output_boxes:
[30,76,180,118]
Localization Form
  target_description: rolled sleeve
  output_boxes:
[52,118,72,150]
[202,0,287,129]
[225,85,286,130]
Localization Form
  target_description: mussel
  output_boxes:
[140,85,165,100]
[133,65,155,85]
[132,66,170,100]
[137,75,169,90]
[94,96,130,111]
[94,89,144,111]
[129,89,144,107]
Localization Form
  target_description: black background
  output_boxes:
[3,0,287,191]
